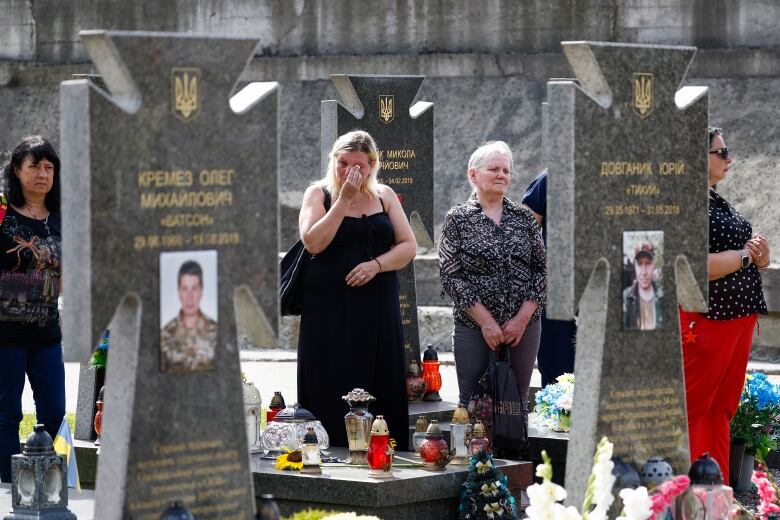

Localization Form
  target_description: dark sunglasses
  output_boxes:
[709,147,729,160]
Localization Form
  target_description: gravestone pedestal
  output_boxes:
[544,41,710,506]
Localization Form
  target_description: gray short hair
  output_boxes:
[467,141,513,187]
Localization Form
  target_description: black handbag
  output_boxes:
[279,188,331,316]
[490,345,528,458]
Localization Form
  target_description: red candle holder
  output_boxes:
[421,345,442,401]
[366,415,393,478]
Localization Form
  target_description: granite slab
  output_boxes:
[251,447,531,519]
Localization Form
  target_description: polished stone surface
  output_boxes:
[59,31,271,519]
[251,447,531,519]
[545,41,710,506]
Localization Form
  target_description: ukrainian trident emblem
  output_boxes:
[633,73,653,119]
[172,68,201,122]
[379,95,394,124]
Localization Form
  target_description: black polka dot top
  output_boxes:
[707,189,767,319]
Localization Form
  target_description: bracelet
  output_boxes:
[374,258,382,272]
[757,261,770,271]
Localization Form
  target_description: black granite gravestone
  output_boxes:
[544,42,710,505]
[321,75,434,366]
[60,30,276,519]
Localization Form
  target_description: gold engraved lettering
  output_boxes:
[138,170,194,188]
[600,161,653,176]
[160,213,215,228]
[659,161,686,176]
[198,169,235,186]
[625,183,660,196]
[140,190,233,209]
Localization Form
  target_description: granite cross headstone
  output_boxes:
[544,41,710,505]
[321,75,434,366]
[60,30,277,519]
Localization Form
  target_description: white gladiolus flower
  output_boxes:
[618,487,653,520]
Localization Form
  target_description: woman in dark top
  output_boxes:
[297,130,416,450]
[439,141,546,452]
[681,127,770,479]
[0,136,63,482]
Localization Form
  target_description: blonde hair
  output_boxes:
[467,141,513,187]
[321,130,381,198]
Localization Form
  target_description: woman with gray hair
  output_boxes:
[439,141,546,454]
[297,130,416,450]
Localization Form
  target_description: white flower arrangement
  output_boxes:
[526,437,656,520]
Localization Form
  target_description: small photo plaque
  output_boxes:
[159,250,218,373]
[622,231,664,331]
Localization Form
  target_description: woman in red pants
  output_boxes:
[681,127,771,480]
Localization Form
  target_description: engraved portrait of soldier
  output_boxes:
[622,231,664,331]
[160,251,218,373]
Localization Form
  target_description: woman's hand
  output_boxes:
[746,234,771,267]
[501,314,530,347]
[480,320,505,351]
[338,166,362,205]
[346,260,381,287]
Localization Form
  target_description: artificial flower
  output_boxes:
[752,466,780,520]
[323,514,380,520]
[535,374,575,431]
[275,448,304,471]
[617,487,653,520]
[649,475,690,514]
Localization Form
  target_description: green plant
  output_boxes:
[731,372,780,462]
[19,413,76,439]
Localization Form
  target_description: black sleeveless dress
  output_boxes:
[297,204,409,451]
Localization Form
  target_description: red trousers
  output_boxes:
[680,309,758,481]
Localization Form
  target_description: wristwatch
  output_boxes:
[740,249,751,269]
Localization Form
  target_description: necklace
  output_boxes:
[23,205,50,236]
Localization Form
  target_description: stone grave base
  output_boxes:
[251,447,531,520]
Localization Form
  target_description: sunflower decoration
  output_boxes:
[275,448,304,471]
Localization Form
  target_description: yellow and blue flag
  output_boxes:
[53,418,81,491]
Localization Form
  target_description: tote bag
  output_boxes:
[279,188,330,316]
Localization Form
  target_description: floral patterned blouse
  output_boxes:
[439,194,546,329]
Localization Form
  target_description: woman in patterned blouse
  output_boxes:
[680,127,770,480]
[439,141,546,452]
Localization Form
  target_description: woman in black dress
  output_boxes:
[297,130,416,450]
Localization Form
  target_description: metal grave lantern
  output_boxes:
[242,378,262,452]
[4,425,76,520]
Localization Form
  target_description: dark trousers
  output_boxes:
[453,319,541,410]
[0,343,65,482]
[537,312,576,388]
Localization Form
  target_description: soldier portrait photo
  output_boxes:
[159,251,218,373]
[622,231,664,331]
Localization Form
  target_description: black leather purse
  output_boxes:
[279,188,331,316]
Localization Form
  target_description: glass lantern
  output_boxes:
[450,404,472,465]
[242,378,262,452]
[421,345,442,401]
[301,427,322,474]
[419,420,450,470]
[412,416,429,458]
[7,424,76,519]
[266,391,286,423]
[469,420,490,455]
[342,388,376,465]
[684,453,733,520]
[366,415,394,479]
[260,404,329,453]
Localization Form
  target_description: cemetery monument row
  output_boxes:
[321,74,434,366]
[60,30,278,519]
[544,41,710,506]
